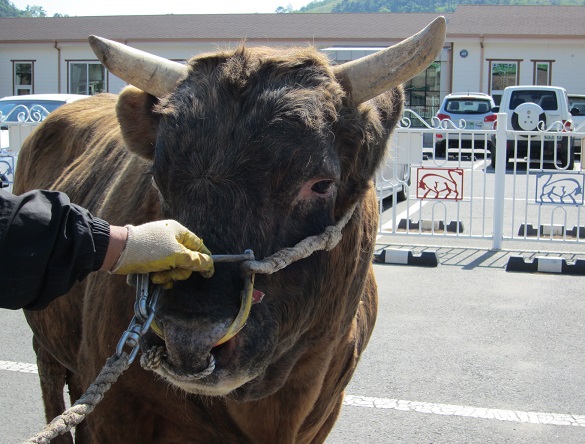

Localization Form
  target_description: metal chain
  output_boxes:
[115,274,163,364]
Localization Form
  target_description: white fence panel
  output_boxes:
[378,110,585,249]
[8,123,39,153]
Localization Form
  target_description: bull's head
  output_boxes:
[89,18,445,400]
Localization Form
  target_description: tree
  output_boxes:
[21,5,47,17]
[275,4,294,13]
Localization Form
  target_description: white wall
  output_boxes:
[450,37,585,99]
[451,41,483,94]
[0,43,59,98]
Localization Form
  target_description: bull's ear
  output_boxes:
[116,86,158,159]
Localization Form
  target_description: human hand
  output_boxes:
[111,220,214,288]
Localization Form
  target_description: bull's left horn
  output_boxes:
[89,35,188,98]
[333,16,446,104]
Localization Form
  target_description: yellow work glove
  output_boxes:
[111,220,214,288]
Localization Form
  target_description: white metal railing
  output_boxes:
[492,113,507,249]
[378,110,585,249]
[0,104,51,124]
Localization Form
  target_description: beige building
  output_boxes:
[1,5,585,118]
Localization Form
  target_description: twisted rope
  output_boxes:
[242,204,357,275]
[23,353,130,444]
[141,345,215,379]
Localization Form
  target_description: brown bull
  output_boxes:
[15,18,445,443]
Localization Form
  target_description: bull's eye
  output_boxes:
[311,180,334,195]
[297,178,337,202]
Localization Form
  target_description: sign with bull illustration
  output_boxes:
[535,173,585,205]
[416,167,464,200]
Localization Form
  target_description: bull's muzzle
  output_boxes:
[149,250,260,346]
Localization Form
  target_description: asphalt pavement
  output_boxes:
[327,243,585,443]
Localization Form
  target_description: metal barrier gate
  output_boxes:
[377,110,585,249]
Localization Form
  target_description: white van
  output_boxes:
[491,85,574,169]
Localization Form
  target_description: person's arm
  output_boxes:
[100,225,128,272]
[0,189,111,310]
[0,190,214,311]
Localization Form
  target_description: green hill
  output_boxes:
[0,0,21,16]
[298,0,345,12]
[282,0,584,13]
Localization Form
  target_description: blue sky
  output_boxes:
[11,0,310,16]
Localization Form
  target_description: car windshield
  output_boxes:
[509,91,558,111]
[444,99,492,115]
[0,100,65,123]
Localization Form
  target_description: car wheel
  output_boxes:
[396,188,407,202]
[397,176,411,202]
[435,140,446,157]
[512,103,546,131]
[489,143,497,169]
[559,138,575,170]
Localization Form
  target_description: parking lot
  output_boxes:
[330,248,585,443]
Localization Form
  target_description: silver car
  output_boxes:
[434,92,496,157]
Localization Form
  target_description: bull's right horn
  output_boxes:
[89,35,188,98]
[333,16,446,104]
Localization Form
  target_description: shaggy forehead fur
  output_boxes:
[157,45,343,143]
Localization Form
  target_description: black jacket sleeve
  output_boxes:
[0,189,110,310]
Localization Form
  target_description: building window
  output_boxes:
[68,61,106,95]
[13,61,33,95]
[489,60,521,105]
[532,60,553,86]
[404,61,441,125]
